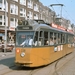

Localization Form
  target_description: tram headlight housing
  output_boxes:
[21,52,25,57]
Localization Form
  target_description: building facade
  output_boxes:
[0,0,74,44]
[0,0,40,44]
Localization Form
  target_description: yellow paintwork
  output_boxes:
[15,44,74,67]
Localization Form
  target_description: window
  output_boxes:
[34,14,36,16]
[11,9,13,13]
[20,13,23,16]
[0,16,2,19]
[45,32,66,45]
[10,18,14,21]
[44,31,48,45]
[0,22,2,25]
[58,33,61,44]
[68,35,74,44]
[0,0,2,3]
[28,0,30,2]
[4,22,5,25]
[54,33,58,44]
[27,16,29,18]
[10,4,17,14]
[20,0,26,5]
[49,32,55,45]
[20,8,23,11]
[61,34,66,44]
[16,31,34,47]
[34,31,43,46]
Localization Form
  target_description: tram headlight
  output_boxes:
[21,52,25,57]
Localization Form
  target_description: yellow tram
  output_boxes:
[15,20,74,67]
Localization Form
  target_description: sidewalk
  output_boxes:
[0,51,15,73]
[0,49,15,57]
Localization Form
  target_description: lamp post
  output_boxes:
[4,0,7,52]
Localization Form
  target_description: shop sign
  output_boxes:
[9,27,15,31]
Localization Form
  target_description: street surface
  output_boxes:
[54,52,75,75]
[0,49,75,75]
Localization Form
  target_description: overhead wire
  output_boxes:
[50,4,62,17]
[55,0,75,24]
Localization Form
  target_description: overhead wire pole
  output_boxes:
[50,4,64,17]
[4,0,7,52]
[50,4,64,26]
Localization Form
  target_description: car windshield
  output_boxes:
[16,31,34,47]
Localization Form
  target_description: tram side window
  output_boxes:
[49,32,54,45]
[54,33,58,45]
[50,32,58,45]
[68,35,70,43]
[39,31,43,46]
[58,33,66,44]
[68,35,74,44]
[34,31,43,46]
[44,31,48,45]
[71,36,74,44]
[58,33,61,44]
[62,34,66,44]
[46,32,55,45]
[34,32,38,46]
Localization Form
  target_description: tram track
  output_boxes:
[28,69,41,75]
[53,52,75,75]
[0,51,75,75]
[12,52,74,75]
[0,65,17,75]
[0,64,42,75]
[0,62,51,75]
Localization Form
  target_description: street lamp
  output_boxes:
[4,0,7,52]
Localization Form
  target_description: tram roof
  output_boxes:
[17,19,74,35]
[34,23,74,35]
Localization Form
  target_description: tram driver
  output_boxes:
[20,36,33,46]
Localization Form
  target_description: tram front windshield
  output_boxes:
[16,31,34,47]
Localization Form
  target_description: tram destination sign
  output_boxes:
[18,26,33,30]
